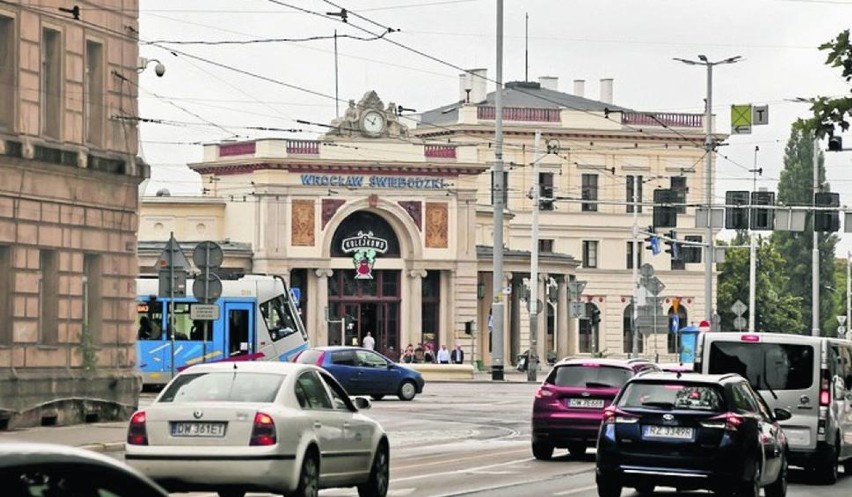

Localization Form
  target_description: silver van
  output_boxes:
[694,332,852,483]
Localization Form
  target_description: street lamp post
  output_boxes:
[674,55,742,330]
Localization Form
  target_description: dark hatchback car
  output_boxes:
[295,346,425,401]
[596,372,790,497]
[531,357,659,460]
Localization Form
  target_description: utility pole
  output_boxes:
[847,251,851,337]
[812,135,820,337]
[528,131,542,381]
[748,232,757,333]
[631,175,640,357]
[491,0,506,381]
[674,55,742,330]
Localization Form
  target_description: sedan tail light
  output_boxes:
[127,411,148,445]
[602,405,639,425]
[701,412,744,431]
[250,412,277,446]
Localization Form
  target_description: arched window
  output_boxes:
[330,211,401,258]
[623,305,644,354]
[667,305,688,354]
[579,302,600,354]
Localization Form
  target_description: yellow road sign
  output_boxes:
[731,104,752,135]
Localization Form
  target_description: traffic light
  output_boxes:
[828,136,843,152]
[750,191,775,231]
[815,192,840,232]
[653,189,678,228]
[664,230,681,261]
[590,307,601,326]
[644,226,660,255]
[464,320,474,335]
[725,191,750,230]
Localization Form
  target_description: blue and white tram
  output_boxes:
[135,274,309,386]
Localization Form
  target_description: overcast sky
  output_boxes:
[137,0,852,253]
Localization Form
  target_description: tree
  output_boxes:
[772,128,839,335]
[717,235,803,332]
[798,29,852,138]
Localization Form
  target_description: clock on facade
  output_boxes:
[360,110,386,137]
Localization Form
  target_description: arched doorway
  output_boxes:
[667,305,688,354]
[328,211,403,357]
[579,302,600,354]
[623,304,644,354]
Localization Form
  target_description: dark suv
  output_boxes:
[531,357,658,460]
[595,372,790,497]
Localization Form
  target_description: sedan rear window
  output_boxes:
[548,365,633,389]
[159,372,285,403]
[618,382,725,411]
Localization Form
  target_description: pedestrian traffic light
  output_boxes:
[815,192,840,232]
[725,191,750,230]
[653,189,678,228]
[644,226,660,255]
[828,136,843,152]
[664,230,681,261]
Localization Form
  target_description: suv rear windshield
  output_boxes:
[619,382,725,412]
[160,372,284,403]
[295,349,325,364]
[548,364,633,389]
[708,341,814,391]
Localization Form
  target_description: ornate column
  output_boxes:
[406,269,426,350]
[556,276,570,359]
[313,269,333,346]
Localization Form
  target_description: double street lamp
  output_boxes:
[673,55,742,330]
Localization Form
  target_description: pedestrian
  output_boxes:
[401,344,414,363]
[424,344,435,363]
[451,343,465,364]
[362,331,375,350]
[436,344,450,364]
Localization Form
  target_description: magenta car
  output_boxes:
[531,358,659,460]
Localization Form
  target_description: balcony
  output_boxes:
[286,139,320,155]
[477,106,561,123]
[424,144,456,159]
[621,112,704,128]
[218,141,256,157]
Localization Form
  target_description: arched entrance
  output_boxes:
[328,211,403,358]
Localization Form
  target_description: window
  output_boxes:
[618,382,725,411]
[356,350,389,368]
[708,341,814,391]
[0,16,15,131]
[547,365,633,389]
[582,240,598,268]
[626,175,643,213]
[421,270,440,348]
[260,295,299,341]
[329,349,357,366]
[295,371,333,409]
[626,241,642,269]
[39,250,58,345]
[137,299,163,340]
[84,40,104,146]
[83,254,102,343]
[684,235,702,263]
[623,305,644,354]
[671,176,688,214]
[731,383,759,414]
[159,372,284,403]
[539,172,554,211]
[41,28,62,140]
[491,171,509,205]
[671,256,686,271]
[0,246,10,345]
[319,371,353,411]
[581,174,598,212]
[539,239,554,253]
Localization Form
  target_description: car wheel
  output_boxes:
[765,454,787,497]
[736,462,760,497]
[397,380,417,401]
[358,443,389,497]
[596,479,621,497]
[816,441,839,484]
[371,394,385,401]
[635,484,655,495]
[531,439,553,460]
[567,443,586,458]
[294,449,319,497]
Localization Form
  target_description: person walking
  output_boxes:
[362,331,375,350]
[436,345,450,364]
[450,343,465,364]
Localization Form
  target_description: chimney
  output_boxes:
[469,68,488,104]
[539,76,558,91]
[459,73,470,102]
[600,78,614,104]
[573,79,585,98]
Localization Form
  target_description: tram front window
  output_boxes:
[137,300,163,340]
[260,295,301,341]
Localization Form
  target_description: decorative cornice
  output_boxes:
[192,161,487,177]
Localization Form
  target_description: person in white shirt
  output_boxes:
[436,344,451,364]
[362,331,375,350]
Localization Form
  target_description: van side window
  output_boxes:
[834,344,852,390]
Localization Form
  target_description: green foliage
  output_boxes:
[796,29,852,138]
[716,238,803,333]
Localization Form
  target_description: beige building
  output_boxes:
[0,1,143,428]
[140,76,717,367]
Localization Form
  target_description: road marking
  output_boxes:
[553,485,597,495]
[392,456,535,482]
[393,446,529,471]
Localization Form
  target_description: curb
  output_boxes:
[78,442,125,453]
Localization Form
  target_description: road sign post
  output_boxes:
[154,233,191,380]
[193,241,224,363]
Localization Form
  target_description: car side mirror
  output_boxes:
[773,408,792,422]
[352,396,372,410]
[387,362,394,370]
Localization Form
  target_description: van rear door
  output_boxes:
[702,334,819,452]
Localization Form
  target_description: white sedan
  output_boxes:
[125,361,389,497]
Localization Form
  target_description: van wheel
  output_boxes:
[816,441,839,484]
[531,439,553,460]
